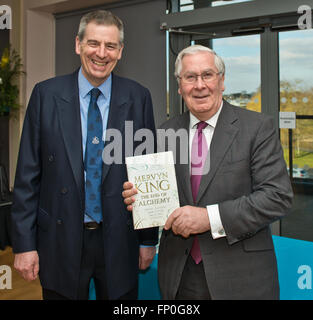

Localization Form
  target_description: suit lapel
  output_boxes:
[102,74,132,183]
[55,70,84,207]
[197,101,239,203]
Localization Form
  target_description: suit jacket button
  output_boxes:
[48,155,54,162]
[61,187,68,194]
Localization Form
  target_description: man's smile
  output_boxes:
[193,94,209,99]
[91,59,108,67]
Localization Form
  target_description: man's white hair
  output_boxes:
[174,45,225,79]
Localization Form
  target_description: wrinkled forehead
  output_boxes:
[181,51,217,73]
[83,22,121,42]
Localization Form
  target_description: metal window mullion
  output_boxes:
[261,28,281,236]
[168,32,191,119]
[261,28,279,121]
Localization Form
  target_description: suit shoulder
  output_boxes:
[226,101,272,122]
[37,72,75,87]
[159,112,189,130]
[34,72,77,95]
[224,102,275,137]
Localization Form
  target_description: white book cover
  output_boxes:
[126,151,180,229]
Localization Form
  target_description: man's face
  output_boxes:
[75,22,123,87]
[178,51,225,121]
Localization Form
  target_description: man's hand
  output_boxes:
[139,246,156,270]
[164,205,211,238]
[14,250,39,281]
[122,181,137,211]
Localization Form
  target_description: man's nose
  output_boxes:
[96,44,108,59]
[194,75,206,89]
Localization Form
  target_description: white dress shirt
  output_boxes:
[189,101,226,239]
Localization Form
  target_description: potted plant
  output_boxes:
[0,46,25,117]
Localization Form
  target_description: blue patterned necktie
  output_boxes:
[84,88,103,223]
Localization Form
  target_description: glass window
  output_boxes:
[178,0,255,12]
[279,29,313,242]
[281,119,313,177]
[279,29,313,177]
[280,29,313,116]
[180,0,194,12]
[211,0,254,7]
[213,35,261,111]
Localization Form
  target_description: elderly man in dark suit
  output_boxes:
[123,45,293,300]
[11,10,158,300]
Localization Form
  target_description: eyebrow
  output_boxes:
[86,39,119,45]
[184,69,216,74]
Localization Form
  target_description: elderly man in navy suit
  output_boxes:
[11,10,158,300]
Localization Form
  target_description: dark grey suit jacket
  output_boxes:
[158,100,293,300]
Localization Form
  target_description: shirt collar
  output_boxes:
[189,100,223,129]
[78,67,112,100]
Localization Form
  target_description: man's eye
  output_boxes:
[203,72,214,79]
[186,75,196,80]
[88,41,99,47]
[106,44,118,50]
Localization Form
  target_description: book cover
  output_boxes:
[126,151,180,229]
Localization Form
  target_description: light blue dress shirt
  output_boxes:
[78,68,111,222]
[79,69,154,248]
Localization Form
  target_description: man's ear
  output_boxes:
[117,43,124,60]
[221,74,225,92]
[75,36,81,55]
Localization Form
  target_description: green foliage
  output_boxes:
[0,46,25,116]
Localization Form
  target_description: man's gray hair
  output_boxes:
[174,45,225,79]
[77,10,124,44]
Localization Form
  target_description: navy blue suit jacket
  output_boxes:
[11,70,158,299]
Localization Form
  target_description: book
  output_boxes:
[126,151,180,229]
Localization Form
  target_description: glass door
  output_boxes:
[279,29,313,242]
